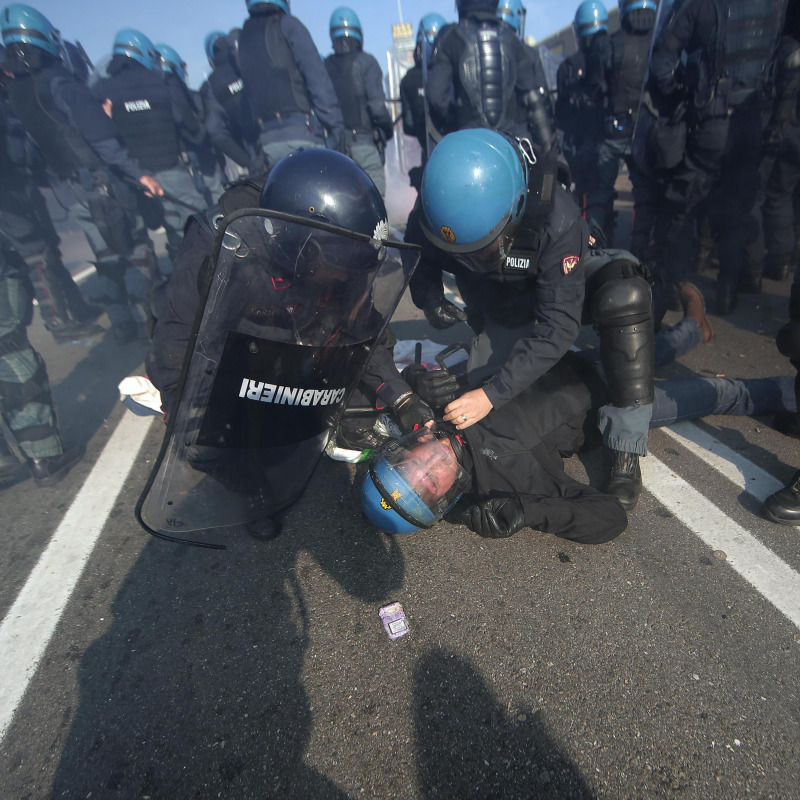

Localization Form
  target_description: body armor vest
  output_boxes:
[208,61,249,136]
[454,18,517,129]
[9,69,103,179]
[238,15,312,123]
[104,65,180,173]
[609,29,653,117]
[325,53,371,133]
[714,0,785,94]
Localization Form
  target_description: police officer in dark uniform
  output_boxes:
[93,29,208,267]
[324,8,393,197]
[497,0,558,157]
[405,129,655,510]
[199,30,262,177]
[0,45,101,342]
[648,0,788,315]
[555,1,609,210]
[581,0,658,246]
[237,0,345,168]
[1,4,164,345]
[425,0,539,139]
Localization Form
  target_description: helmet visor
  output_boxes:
[454,227,518,274]
[370,429,469,527]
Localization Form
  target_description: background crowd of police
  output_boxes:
[2,0,800,522]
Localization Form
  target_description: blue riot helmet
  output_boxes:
[329,7,362,44]
[573,0,609,40]
[420,129,530,274]
[155,43,187,82]
[361,429,470,534]
[1,4,61,59]
[112,29,156,70]
[246,0,290,12]
[619,0,658,33]
[204,30,225,66]
[416,12,446,47]
[497,0,526,37]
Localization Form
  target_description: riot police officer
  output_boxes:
[425,0,539,139]
[581,0,658,246]
[405,129,655,510]
[199,30,262,176]
[237,0,345,168]
[555,1,609,209]
[324,8,393,197]
[496,0,558,156]
[1,4,164,344]
[155,43,226,205]
[648,0,788,314]
[93,29,208,266]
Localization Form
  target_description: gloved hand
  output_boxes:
[401,364,460,408]
[392,392,435,432]
[423,298,467,330]
[467,496,525,539]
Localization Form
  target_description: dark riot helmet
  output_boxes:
[257,148,390,278]
[420,128,531,274]
[361,429,469,534]
[113,29,157,70]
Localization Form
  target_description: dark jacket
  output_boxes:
[459,353,627,543]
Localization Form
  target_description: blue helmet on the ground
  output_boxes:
[1,4,60,57]
[361,430,469,534]
[155,43,186,82]
[420,129,529,273]
[204,30,225,65]
[113,29,157,70]
[497,0,526,33]
[417,12,447,46]
[246,0,290,12]
[574,0,609,39]
[330,7,362,44]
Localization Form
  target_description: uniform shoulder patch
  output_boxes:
[562,255,580,275]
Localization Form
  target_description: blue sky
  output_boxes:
[22,0,591,89]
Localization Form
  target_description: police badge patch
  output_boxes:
[562,255,580,275]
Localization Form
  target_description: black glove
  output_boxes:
[401,364,460,408]
[423,298,467,330]
[467,496,525,539]
[392,392,435,432]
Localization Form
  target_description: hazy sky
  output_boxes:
[23,0,592,88]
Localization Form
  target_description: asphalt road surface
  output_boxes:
[0,179,798,799]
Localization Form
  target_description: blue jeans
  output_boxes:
[651,376,796,427]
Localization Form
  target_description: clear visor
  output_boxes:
[372,430,469,526]
[455,229,517,274]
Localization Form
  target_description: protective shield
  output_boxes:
[137,210,420,544]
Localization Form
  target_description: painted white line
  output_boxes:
[0,411,154,743]
[72,265,96,284]
[661,422,784,500]
[642,455,800,630]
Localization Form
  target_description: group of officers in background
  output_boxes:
[2,0,800,536]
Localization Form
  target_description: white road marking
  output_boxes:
[642,454,800,629]
[661,422,785,500]
[0,411,154,743]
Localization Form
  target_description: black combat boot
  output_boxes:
[715,279,738,316]
[604,449,642,511]
[763,471,800,525]
[28,445,85,488]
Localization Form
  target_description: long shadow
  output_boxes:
[413,649,596,799]
[48,457,404,798]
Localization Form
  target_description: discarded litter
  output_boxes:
[379,602,409,640]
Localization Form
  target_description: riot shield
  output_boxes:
[137,210,420,544]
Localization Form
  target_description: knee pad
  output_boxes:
[589,269,655,407]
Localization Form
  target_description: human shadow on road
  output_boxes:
[48,457,403,799]
[413,649,597,800]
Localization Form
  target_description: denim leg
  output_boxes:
[654,318,703,368]
[651,376,796,428]
[596,403,653,455]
